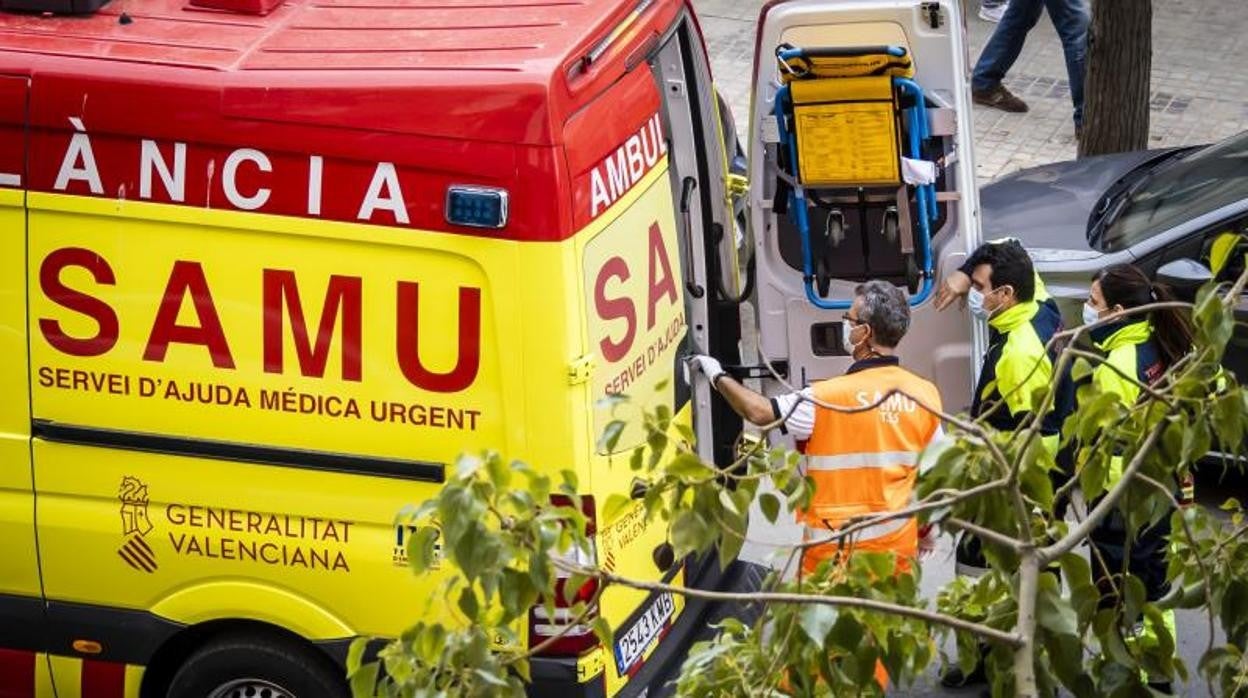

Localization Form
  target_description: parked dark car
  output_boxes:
[980,130,1248,384]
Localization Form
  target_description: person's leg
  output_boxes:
[972,0,1046,93]
[941,533,990,687]
[1044,0,1090,126]
[1130,512,1177,692]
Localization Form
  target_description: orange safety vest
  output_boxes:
[800,361,942,575]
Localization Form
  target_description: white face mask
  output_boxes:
[967,288,989,320]
[1082,302,1101,326]
[842,321,860,354]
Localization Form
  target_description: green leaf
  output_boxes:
[485,452,510,489]
[1161,419,1185,463]
[474,668,511,687]
[798,603,837,644]
[759,492,781,523]
[1020,446,1055,510]
[602,493,632,523]
[670,510,710,555]
[597,419,627,454]
[717,510,746,571]
[1220,579,1248,644]
[1071,356,1094,383]
[348,660,380,697]
[1080,448,1109,502]
[1212,392,1245,452]
[630,446,645,472]
[647,430,669,468]
[563,573,588,605]
[455,453,482,479]
[1036,574,1077,637]
[591,616,614,646]
[458,586,480,620]
[407,526,440,575]
[346,636,369,673]
[828,613,862,650]
[1181,415,1212,464]
[513,656,532,684]
[666,452,712,480]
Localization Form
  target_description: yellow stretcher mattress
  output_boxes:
[790,76,901,187]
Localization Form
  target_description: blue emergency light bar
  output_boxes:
[445,186,508,229]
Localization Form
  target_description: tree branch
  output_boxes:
[1013,551,1041,697]
[1040,421,1165,563]
[1065,348,1176,405]
[945,517,1024,551]
[792,479,1008,549]
[555,560,1024,648]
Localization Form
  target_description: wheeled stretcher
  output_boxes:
[771,43,940,309]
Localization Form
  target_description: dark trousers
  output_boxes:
[1090,507,1173,605]
[971,0,1090,126]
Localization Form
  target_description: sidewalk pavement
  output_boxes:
[693,0,1248,183]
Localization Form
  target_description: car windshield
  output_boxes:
[1097,131,1248,252]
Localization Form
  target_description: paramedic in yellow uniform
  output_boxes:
[1081,264,1196,695]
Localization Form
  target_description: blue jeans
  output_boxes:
[971,0,1090,126]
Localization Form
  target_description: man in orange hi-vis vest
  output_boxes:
[688,280,943,574]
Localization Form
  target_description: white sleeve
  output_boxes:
[770,387,816,441]
[918,424,951,475]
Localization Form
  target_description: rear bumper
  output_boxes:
[526,555,765,698]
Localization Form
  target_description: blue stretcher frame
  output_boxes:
[773,45,937,309]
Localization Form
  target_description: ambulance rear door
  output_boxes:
[746,0,985,413]
[649,10,747,466]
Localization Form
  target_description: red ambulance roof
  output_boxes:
[0,0,677,145]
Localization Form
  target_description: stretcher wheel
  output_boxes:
[815,255,833,298]
[825,210,845,248]
[882,207,899,246]
[904,253,921,294]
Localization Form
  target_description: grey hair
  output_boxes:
[854,280,910,348]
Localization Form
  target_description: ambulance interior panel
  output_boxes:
[748,0,983,413]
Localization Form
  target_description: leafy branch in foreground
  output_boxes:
[352,268,1248,697]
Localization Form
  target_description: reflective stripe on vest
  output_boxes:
[806,450,920,471]
[804,515,911,544]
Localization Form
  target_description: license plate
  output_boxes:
[614,592,675,675]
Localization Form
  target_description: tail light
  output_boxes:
[529,495,601,656]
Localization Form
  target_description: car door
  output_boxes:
[0,74,47,686]
[744,0,984,413]
[1147,214,1248,381]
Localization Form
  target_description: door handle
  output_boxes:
[679,176,705,299]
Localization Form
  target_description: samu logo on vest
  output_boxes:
[856,391,918,424]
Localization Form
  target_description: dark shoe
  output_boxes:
[972,85,1029,113]
[940,663,988,688]
[1147,682,1174,695]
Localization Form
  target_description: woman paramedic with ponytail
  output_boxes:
[1080,263,1195,695]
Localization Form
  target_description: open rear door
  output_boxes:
[746,0,985,412]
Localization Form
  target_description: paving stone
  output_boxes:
[693,0,1248,184]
